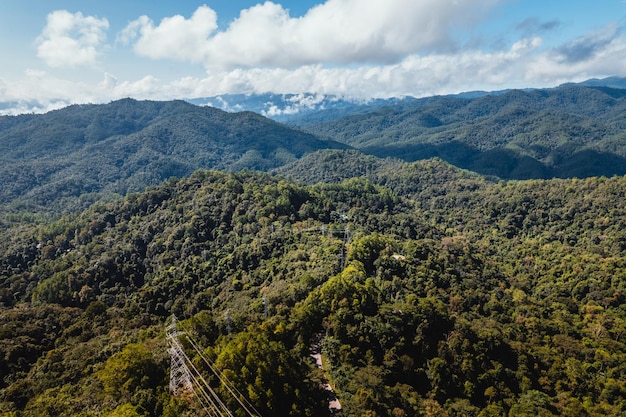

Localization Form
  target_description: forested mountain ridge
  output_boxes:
[186,77,626,124]
[297,85,626,179]
[3,84,626,224]
[273,150,486,194]
[0,98,348,217]
[1,167,626,416]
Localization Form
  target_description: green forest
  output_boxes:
[2,160,626,416]
[297,85,626,179]
[3,84,626,221]
[2,85,626,416]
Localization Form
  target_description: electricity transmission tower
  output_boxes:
[166,315,193,397]
[166,315,263,417]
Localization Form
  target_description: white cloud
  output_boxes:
[0,70,161,115]
[156,29,625,99]
[3,3,626,117]
[36,10,109,68]
[263,93,328,116]
[100,72,118,90]
[181,39,545,99]
[531,29,626,83]
[120,6,218,63]
[121,0,503,70]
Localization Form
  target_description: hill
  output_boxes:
[296,85,626,179]
[1,168,626,416]
[0,98,348,217]
[272,149,491,206]
[4,84,626,225]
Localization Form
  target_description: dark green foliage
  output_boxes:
[297,85,626,179]
[0,99,347,220]
[4,86,626,230]
[208,326,328,416]
[1,165,626,416]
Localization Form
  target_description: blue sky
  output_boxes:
[1,0,625,114]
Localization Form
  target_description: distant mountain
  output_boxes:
[187,93,419,123]
[188,92,519,125]
[296,85,626,179]
[567,76,626,89]
[186,77,626,124]
[4,80,626,221]
[0,98,347,216]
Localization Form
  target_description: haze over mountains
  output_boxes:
[192,76,626,122]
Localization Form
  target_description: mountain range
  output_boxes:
[190,77,626,122]
[0,98,346,216]
[2,78,626,416]
[296,85,626,179]
[2,78,626,220]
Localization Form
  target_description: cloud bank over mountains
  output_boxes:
[2,0,626,114]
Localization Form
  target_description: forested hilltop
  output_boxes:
[2,165,626,416]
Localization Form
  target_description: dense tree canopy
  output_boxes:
[1,162,626,416]
[297,86,626,179]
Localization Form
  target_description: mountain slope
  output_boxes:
[298,85,626,179]
[1,169,626,415]
[0,99,348,215]
[4,83,626,223]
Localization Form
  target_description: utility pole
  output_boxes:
[331,211,350,271]
[340,227,349,270]
[262,295,268,320]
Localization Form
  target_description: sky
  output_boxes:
[1,0,625,114]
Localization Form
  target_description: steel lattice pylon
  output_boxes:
[166,315,193,397]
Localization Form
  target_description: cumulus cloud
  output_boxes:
[4,1,626,117]
[118,6,218,62]
[36,10,109,68]
[121,0,503,69]
[162,37,546,99]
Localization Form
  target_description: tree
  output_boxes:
[212,327,326,416]
[98,342,164,401]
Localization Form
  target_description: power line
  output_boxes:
[167,315,262,417]
[185,334,263,417]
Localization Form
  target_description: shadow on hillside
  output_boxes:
[362,143,626,180]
